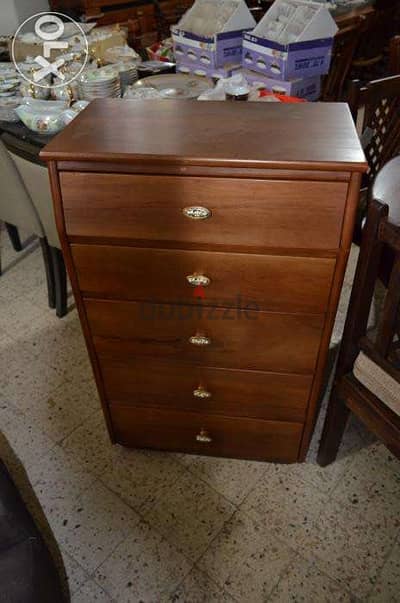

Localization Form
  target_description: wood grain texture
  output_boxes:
[40,100,367,173]
[61,173,348,249]
[42,102,367,462]
[56,162,352,182]
[298,171,363,459]
[109,404,303,462]
[99,358,312,422]
[46,162,115,442]
[85,299,324,374]
[72,244,336,313]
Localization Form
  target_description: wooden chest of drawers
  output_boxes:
[42,100,366,462]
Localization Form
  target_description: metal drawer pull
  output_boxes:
[182,206,212,220]
[186,274,211,287]
[196,429,212,443]
[189,334,211,346]
[193,386,212,399]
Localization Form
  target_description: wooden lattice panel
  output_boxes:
[364,96,400,180]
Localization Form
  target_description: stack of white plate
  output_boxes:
[0,63,20,98]
[0,96,23,122]
[78,66,121,100]
[117,61,138,93]
[0,63,23,121]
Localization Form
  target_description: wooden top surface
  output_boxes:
[41,99,367,172]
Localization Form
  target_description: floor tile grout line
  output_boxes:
[176,462,245,509]
[59,547,91,597]
[95,463,184,520]
[0,380,88,449]
[263,549,302,603]
[58,410,104,449]
[171,563,241,603]
[272,495,398,603]
[86,485,199,602]
[181,456,272,507]
[56,445,244,576]
[193,504,299,603]
[283,549,365,602]
[85,465,198,566]
[52,407,101,448]
[328,451,400,516]
[75,576,116,602]
[89,536,142,598]
[159,561,197,602]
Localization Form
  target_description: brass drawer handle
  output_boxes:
[182,206,212,220]
[196,429,212,443]
[193,386,212,399]
[189,334,211,346]
[186,274,211,287]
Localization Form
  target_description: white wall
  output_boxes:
[0,0,50,35]
[15,0,50,25]
[0,1,19,35]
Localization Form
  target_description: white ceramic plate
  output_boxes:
[133,73,210,99]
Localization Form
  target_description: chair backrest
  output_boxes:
[0,139,43,237]
[389,35,400,75]
[347,76,400,187]
[353,4,398,62]
[337,156,400,381]
[152,0,194,40]
[321,18,364,102]
[2,132,60,249]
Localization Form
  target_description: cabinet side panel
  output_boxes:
[47,161,115,442]
[299,172,362,459]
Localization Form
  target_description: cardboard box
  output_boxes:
[242,69,321,101]
[177,61,242,80]
[172,0,255,70]
[242,0,337,80]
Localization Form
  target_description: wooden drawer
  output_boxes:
[99,358,312,422]
[72,245,335,313]
[60,173,347,250]
[86,299,324,373]
[109,404,303,462]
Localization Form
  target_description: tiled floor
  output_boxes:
[0,231,399,603]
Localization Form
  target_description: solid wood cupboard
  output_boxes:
[42,99,366,462]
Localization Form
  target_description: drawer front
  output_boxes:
[86,299,324,373]
[73,245,335,313]
[109,404,303,462]
[99,358,312,422]
[61,173,347,249]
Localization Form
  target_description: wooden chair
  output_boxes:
[0,139,55,309]
[128,17,159,58]
[347,74,400,242]
[321,17,364,102]
[2,133,68,317]
[389,35,400,75]
[348,75,400,190]
[351,2,399,81]
[317,156,400,466]
[3,223,22,255]
[153,0,193,39]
